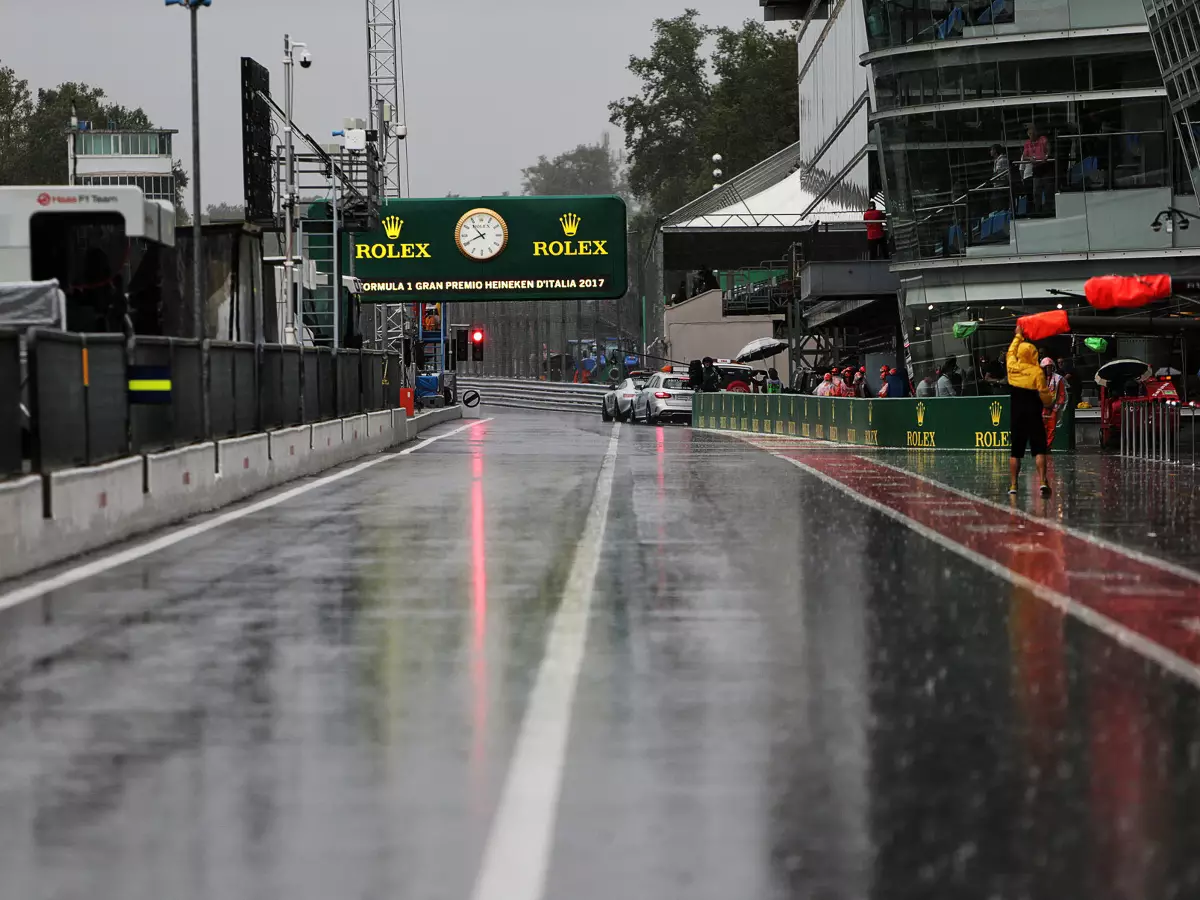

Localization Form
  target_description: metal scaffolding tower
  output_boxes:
[365,0,406,200]
[365,0,409,353]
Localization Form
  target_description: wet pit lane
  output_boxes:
[1,410,1199,900]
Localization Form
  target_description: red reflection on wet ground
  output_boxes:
[656,426,666,596]
[776,450,1200,671]
[469,426,489,793]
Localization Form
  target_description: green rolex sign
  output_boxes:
[350,195,627,302]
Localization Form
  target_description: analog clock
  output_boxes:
[455,208,509,261]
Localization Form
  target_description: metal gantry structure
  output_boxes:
[365,0,410,353]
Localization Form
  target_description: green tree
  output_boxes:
[204,201,245,222]
[609,11,799,223]
[22,83,152,184]
[608,10,711,221]
[521,135,625,197]
[700,21,798,182]
[0,61,32,185]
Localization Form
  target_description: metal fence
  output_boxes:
[6,329,400,477]
[1120,399,1198,465]
[456,376,609,415]
[0,332,22,478]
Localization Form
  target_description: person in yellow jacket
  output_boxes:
[1007,327,1058,496]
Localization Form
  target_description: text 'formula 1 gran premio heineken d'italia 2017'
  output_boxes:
[348,195,627,302]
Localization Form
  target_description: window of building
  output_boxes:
[880,94,1175,262]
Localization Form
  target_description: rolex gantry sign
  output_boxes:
[351,196,628,302]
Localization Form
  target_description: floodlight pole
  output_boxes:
[190,3,203,340]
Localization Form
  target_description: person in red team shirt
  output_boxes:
[864,201,887,259]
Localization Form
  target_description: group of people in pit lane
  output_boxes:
[812,364,912,399]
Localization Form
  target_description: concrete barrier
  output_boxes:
[341,414,368,464]
[44,456,146,562]
[0,407,463,597]
[0,476,47,582]
[269,425,312,485]
[391,410,410,447]
[310,419,343,474]
[215,433,271,505]
[410,405,463,436]
[366,410,394,453]
[145,442,218,522]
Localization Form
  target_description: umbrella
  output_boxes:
[735,337,788,363]
[1094,358,1150,387]
[1083,337,1108,353]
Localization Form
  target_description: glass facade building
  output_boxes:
[866,2,1197,263]
[1142,0,1200,195]
[854,0,1200,384]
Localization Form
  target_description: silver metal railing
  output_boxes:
[1120,399,1198,465]
[457,377,609,415]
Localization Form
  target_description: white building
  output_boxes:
[67,129,178,204]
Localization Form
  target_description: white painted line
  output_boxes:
[471,423,621,900]
[0,418,492,612]
[867,458,1200,586]
[772,451,1200,690]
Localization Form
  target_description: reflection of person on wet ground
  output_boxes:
[1007,327,1056,496]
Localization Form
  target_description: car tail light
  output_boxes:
[654,391,670,399]
[623,393,634,398]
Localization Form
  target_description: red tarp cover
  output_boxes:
[1017,309,1071,341]
[1084,274,1172,309]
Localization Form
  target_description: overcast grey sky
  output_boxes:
[1,0,763,208]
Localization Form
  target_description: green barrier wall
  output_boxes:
[692,393,1074,452]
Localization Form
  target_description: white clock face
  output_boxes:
[456,209,509,261]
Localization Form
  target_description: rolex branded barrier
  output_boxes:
[693,393,1074,452]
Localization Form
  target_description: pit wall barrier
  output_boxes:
[0,406,463,587]
[693,393,1074,452]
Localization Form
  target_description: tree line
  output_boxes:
[523,9,798,241]
[0,59,189,218]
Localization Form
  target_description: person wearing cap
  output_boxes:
[829,367,847,397]
[851,367,868,397]
[815,371,835,396]
[884,367,910,398]
[1041,356,1067,447]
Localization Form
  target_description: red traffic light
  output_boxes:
[472,330,484,343]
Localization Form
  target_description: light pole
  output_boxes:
[166,0,211,339]
[282,34,311,344]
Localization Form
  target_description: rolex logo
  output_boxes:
[916,401,926,428]
[990,400,1003,427]
[559,213,582,237]
[382,216,404,240]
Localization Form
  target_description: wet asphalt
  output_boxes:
[2,410,1200,900]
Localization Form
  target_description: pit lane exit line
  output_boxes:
[746,441,1200,689]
